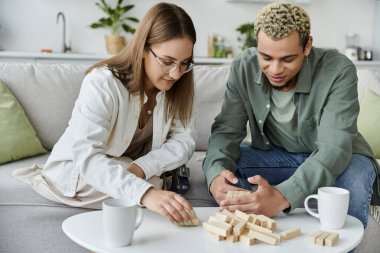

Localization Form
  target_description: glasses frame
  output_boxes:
[149,48,195,74]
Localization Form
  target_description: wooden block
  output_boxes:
[226,234,239,243]
[316,232,330,246]
[203,221,229,237]
[208,220,232,234]
[206,231,225,241]
[238,191,246,197]
[233,220,247,236]
[246,222,273,234]
[235,210,251,222]
[226,191,234,199]
[325,232,339,247]
[215,212,231,223]
[310,231,325,244]
[248,230,277,245]
[240,234,255,245]
[175,209,199,226]
[208,216,232,228]
[256,214,277,230]
[248,213,257,221]
[281,228,301,240]
[191,217,200,226]
[221,209,244,222]
[266,232,282,243]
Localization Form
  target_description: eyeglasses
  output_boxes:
[150,48,195,74]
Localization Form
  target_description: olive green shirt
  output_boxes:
[203,47,380,210]
[266,88,302,152]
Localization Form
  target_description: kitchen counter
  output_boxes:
[1,51,378,71]
[0,51,233,65]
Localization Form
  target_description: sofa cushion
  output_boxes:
[193,65,230,150]
[0,80,46,164]
[358,89,380,158]
[0,154,89,253]
[0,63,89,150]
[357,69,380,101]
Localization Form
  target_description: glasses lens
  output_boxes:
[183,62,195,73]
[162,63,177,74]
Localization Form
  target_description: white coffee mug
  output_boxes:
[304,187,349,229]
[102,198,143,247]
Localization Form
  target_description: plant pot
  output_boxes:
[105,35,126,54]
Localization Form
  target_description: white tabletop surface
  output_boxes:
[62,207,363,253]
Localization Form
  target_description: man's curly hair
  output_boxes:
[254,2,311,46]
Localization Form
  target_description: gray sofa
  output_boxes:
[0,62,379,253]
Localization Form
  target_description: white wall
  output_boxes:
[0,0,378,58]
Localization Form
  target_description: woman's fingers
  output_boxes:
[160,192,194,223]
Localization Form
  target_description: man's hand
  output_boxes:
[219,175,290,217]
[210,169,241,204]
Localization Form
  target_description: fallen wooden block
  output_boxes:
[248,229,277,245]
[226,234,239,243]
[240,234,255,245]
[246,222,273,234]
[203,221,230,237]
[281,228,301,240]
[208,216,232,229]
[175,209,199,226]
[235,209,252,222]
[233,220,247,236]
[256,214,277,230]
[215,212,231,223]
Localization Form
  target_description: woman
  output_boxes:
[13,2,197,224]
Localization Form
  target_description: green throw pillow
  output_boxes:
[357,89,380,158]
[0,80,46,164]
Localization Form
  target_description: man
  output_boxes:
[203,2,379,227]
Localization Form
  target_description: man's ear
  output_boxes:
[304,36,313,56]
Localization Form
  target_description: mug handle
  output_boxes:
[135,207,144,230]
[304,194,320,219]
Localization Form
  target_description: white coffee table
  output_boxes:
[62,207,363,253]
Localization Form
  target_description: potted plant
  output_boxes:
[236,22,257,50]
[90,0,139,54]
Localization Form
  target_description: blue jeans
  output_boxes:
[235,145,376,227]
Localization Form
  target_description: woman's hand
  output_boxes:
[127,164,146,179]
[140,188,194,224]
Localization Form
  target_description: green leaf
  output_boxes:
[90,0,139,35]
[126,17,139,23]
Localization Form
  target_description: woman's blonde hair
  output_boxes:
[88,3,196,126]
[254,2,310,47]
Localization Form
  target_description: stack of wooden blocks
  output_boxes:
[202,208,301,246]
[310,231,339,247]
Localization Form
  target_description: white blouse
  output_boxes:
[42,68,197,205]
